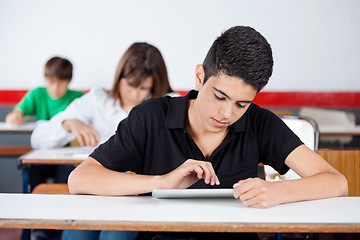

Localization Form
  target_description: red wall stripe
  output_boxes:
[1,90,359,108]
[253,91,360,108]
[0,90,29,106]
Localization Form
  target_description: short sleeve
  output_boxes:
[15,89,37,116]
[90,108,145,173]
[250,106,303,174]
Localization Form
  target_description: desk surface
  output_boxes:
[319,125,360,136]
[0,122,36,133]
[19,146,93,165]
[0,194,359,233]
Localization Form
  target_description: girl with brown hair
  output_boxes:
[31,42,176,149]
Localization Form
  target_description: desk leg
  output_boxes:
[275,233,282,240]
[23,167,29,193]
[21,229,30,240]
[22,168,31,240]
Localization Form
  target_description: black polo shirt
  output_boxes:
[91,90,303,189]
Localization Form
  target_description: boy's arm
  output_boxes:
[14,89,36,117]
[233,145,348,208]
[6,89,36,125]
[68,157,220,196]
[5,109,24,125]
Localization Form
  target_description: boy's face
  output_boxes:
[194,65,257,133]
[46,76,70,100]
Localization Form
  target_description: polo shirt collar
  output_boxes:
[166,90,247,133]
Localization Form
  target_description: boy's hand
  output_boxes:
[161,159,220,189]
[5,110,24,125]
[233,178,282,208]
[62,119,100,147]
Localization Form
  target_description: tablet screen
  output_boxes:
[152,189,234,199]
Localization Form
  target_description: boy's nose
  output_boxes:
[53,86,60,94]
[221,104,233,119]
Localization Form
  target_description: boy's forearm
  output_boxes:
[277,172,348,205]
[68,160,165,196]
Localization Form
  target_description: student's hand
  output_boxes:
[5,110,24,125]
[233,178,282,208]
[161,159,220,189]
[62,119,100,147]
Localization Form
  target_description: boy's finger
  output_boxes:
[191,165,204,179]
[238,187,257,202]
[201,163,214,185]
[199,162,217,185]
[242,196,259,207]
[233,179,255,197]
[233,178,252,188]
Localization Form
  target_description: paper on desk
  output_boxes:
[22,146,94,160]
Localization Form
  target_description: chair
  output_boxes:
[270,109,295,116]
[264,116,319,181]
[299,107,356,145]
[27,140,80,196]
[32,183,69,194]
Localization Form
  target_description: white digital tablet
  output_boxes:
[152,189,234,199]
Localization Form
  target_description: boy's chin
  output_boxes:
[49,94,64,100]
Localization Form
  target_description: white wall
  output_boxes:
[0,0,359,91]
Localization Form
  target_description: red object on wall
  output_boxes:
[1,90,359,108]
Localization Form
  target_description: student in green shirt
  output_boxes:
[6,57,84,240]
[5,56,84,125]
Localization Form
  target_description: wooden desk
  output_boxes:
[0,194,359,233]
[18,147,93,166]
[0,145,32,156]
[18,147,93,193]
[319,125,360,136]
[0,122,35,157]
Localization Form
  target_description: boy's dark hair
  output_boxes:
[202,26,273,92]
[44,57,73,81]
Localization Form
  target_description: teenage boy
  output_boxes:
[6,57,84,240]
[5,56,84,125]
[68,26,347,240]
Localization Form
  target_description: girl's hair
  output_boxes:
[109,42,173,101]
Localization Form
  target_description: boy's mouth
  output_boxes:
[212,118,227,127]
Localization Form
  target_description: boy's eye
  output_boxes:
[236,103,246,109]
[214,93,247,108]
[214,94,225,101]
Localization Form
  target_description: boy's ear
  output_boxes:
[195,64,205,90]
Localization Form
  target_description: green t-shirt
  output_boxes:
[14,87,84,121]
